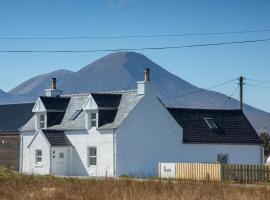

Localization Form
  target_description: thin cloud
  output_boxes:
[106,0,129,7]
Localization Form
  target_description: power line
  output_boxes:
[1,38,270,53]
[1,29,270,40]
[220,85,239,109]
[246,78,270,84]
[246,83,270,89]
[162,78,238,101]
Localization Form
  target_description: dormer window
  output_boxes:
[91,112,97,128]
[40,114,45,129]
[204,118,218,129]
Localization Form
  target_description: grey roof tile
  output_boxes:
[0,103,34,133]
[21,90,143,131]
[42,130,72,146]
[167,108,262,144]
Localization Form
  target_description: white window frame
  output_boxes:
[90,112,97,128]
[35,149,43,164]
[39,114,46,129]
[217,153,229,164]
[204,118,218,129]
[88,146,97,166]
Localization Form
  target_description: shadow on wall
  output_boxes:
[71,148,89,176]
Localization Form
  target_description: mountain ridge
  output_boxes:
[1,51,270,133]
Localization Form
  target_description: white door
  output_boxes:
[51,147,70,176]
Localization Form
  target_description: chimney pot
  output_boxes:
[52,78,57,89]
[144,68,150,81]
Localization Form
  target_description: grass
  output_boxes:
[0,168,270,200]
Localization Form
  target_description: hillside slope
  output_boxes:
[5,51,270,133]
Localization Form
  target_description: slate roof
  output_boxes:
[0,103,34,133]
[42,130,72,146]
[47,112,66,127]
[21,90,143,131]
[167,108,262,144]
[40,96,70,111]
[91,93,122,108]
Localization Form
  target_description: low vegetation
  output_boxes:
[0,167,270,200]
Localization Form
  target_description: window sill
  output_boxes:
[34,164,43,168]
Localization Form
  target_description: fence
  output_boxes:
[159,163,270,182]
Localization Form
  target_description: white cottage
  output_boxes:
[20,70,263,177]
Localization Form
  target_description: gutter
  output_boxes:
[19,133,23,173]
[113,129,116,177]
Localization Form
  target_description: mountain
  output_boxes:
[4,51,270,133]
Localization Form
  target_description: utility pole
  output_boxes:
[239,76,245,110]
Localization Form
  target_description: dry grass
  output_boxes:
[0,168,270,200]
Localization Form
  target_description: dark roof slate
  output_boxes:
[98,109,118,127]
[91,93,122,108]
[40,96,70,111]
[0,103,34,133]
[167,108,262,144]
[42,130,72,146]
[47,112,66,127]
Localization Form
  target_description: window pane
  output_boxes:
[90,157,97,165]
[36,150,42,163]
[91,113,96,120]
[40,115,45,121]
[90,147,96,156]
[59,152,64,159]
[218,154,228,164]
[40,122,45,129]
[37,157,42,162]
[91,120,96,127]
[205,118,218,129]
[37,150,42,156]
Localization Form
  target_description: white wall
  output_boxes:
[65,129,114,177]
[116,94,262,177]
[22,131,51,175]
[21,131,35,174]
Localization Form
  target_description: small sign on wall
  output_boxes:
[159,163,176,178]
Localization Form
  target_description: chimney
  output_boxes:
[137,68,156,96]
[52,78,57,89]
[144,68,150,81]
[45,78,63,97]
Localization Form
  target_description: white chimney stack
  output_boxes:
[45,78,63,97]
[137,68,156,96]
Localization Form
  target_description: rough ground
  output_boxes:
[0,168,270,200]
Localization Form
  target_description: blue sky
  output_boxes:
[0,0,270,111]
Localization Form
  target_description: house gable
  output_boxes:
[83,94,98,110]
[116,94,183,176]
[32,98,46,113]
[28,130,51,148]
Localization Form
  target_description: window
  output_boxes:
[59,152,65,159]
[69,110,82,121]
[88,147,97,166]
[204,118,218,129]
[35,150,42,164]
[90,112,97,128]
[40,114,45,129]
[217,154,229,164]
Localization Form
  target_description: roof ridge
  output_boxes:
[61,89,138,97]
[0,102,35,106]
[167,107,242,112]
